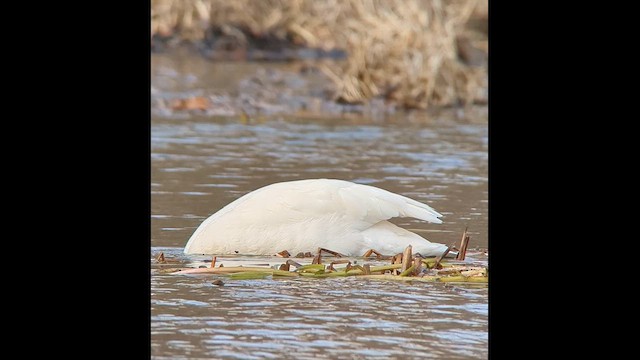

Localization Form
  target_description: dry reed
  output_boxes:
[152,0,487,109]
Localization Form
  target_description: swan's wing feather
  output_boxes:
[188,179,442,227]
[184,179,442,254]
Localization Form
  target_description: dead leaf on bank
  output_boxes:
[170,96,211,111]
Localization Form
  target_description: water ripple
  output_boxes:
[151,249,488,359]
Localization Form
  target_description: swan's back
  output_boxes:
[184,179,445,256]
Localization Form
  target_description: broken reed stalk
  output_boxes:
[277,250,291,258]
[461,234,470,259]
[363,249,385,259]
[166,244,486,282]
[401,245,413,273]
[295,252,314,258]
[413,257,423,275]
[456,227,470,260]
[312,247,346,265]
[296,264,327,273]
[433,244,455,269]
[328,259,351,271]
[297,263,405,277]
[229,271,272,280]
[319,247,344,257]
[286,259,302,268]
[399,264,416,277]
[363,264,371,275]
[391,252,403,275]
[168,262,487,282]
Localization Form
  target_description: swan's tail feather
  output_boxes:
[351,182,443,224]
[402,202,443,224]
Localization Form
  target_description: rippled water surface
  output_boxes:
[151,53,488,359]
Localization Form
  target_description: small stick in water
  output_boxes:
[156,252,165,263]
[456,227,470,261]
[211,256,217,268]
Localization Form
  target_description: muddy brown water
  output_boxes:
[151,53,488,359]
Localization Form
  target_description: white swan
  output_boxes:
[184,179,448,256]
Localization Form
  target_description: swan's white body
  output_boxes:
[184,179,448,256]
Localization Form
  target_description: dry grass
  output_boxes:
[151,0,487,109]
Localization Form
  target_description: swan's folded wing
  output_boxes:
[337,182,443,227]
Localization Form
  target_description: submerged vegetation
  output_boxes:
[155,246,488,284]
[154,229,488,284]
[151,0,487,109]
